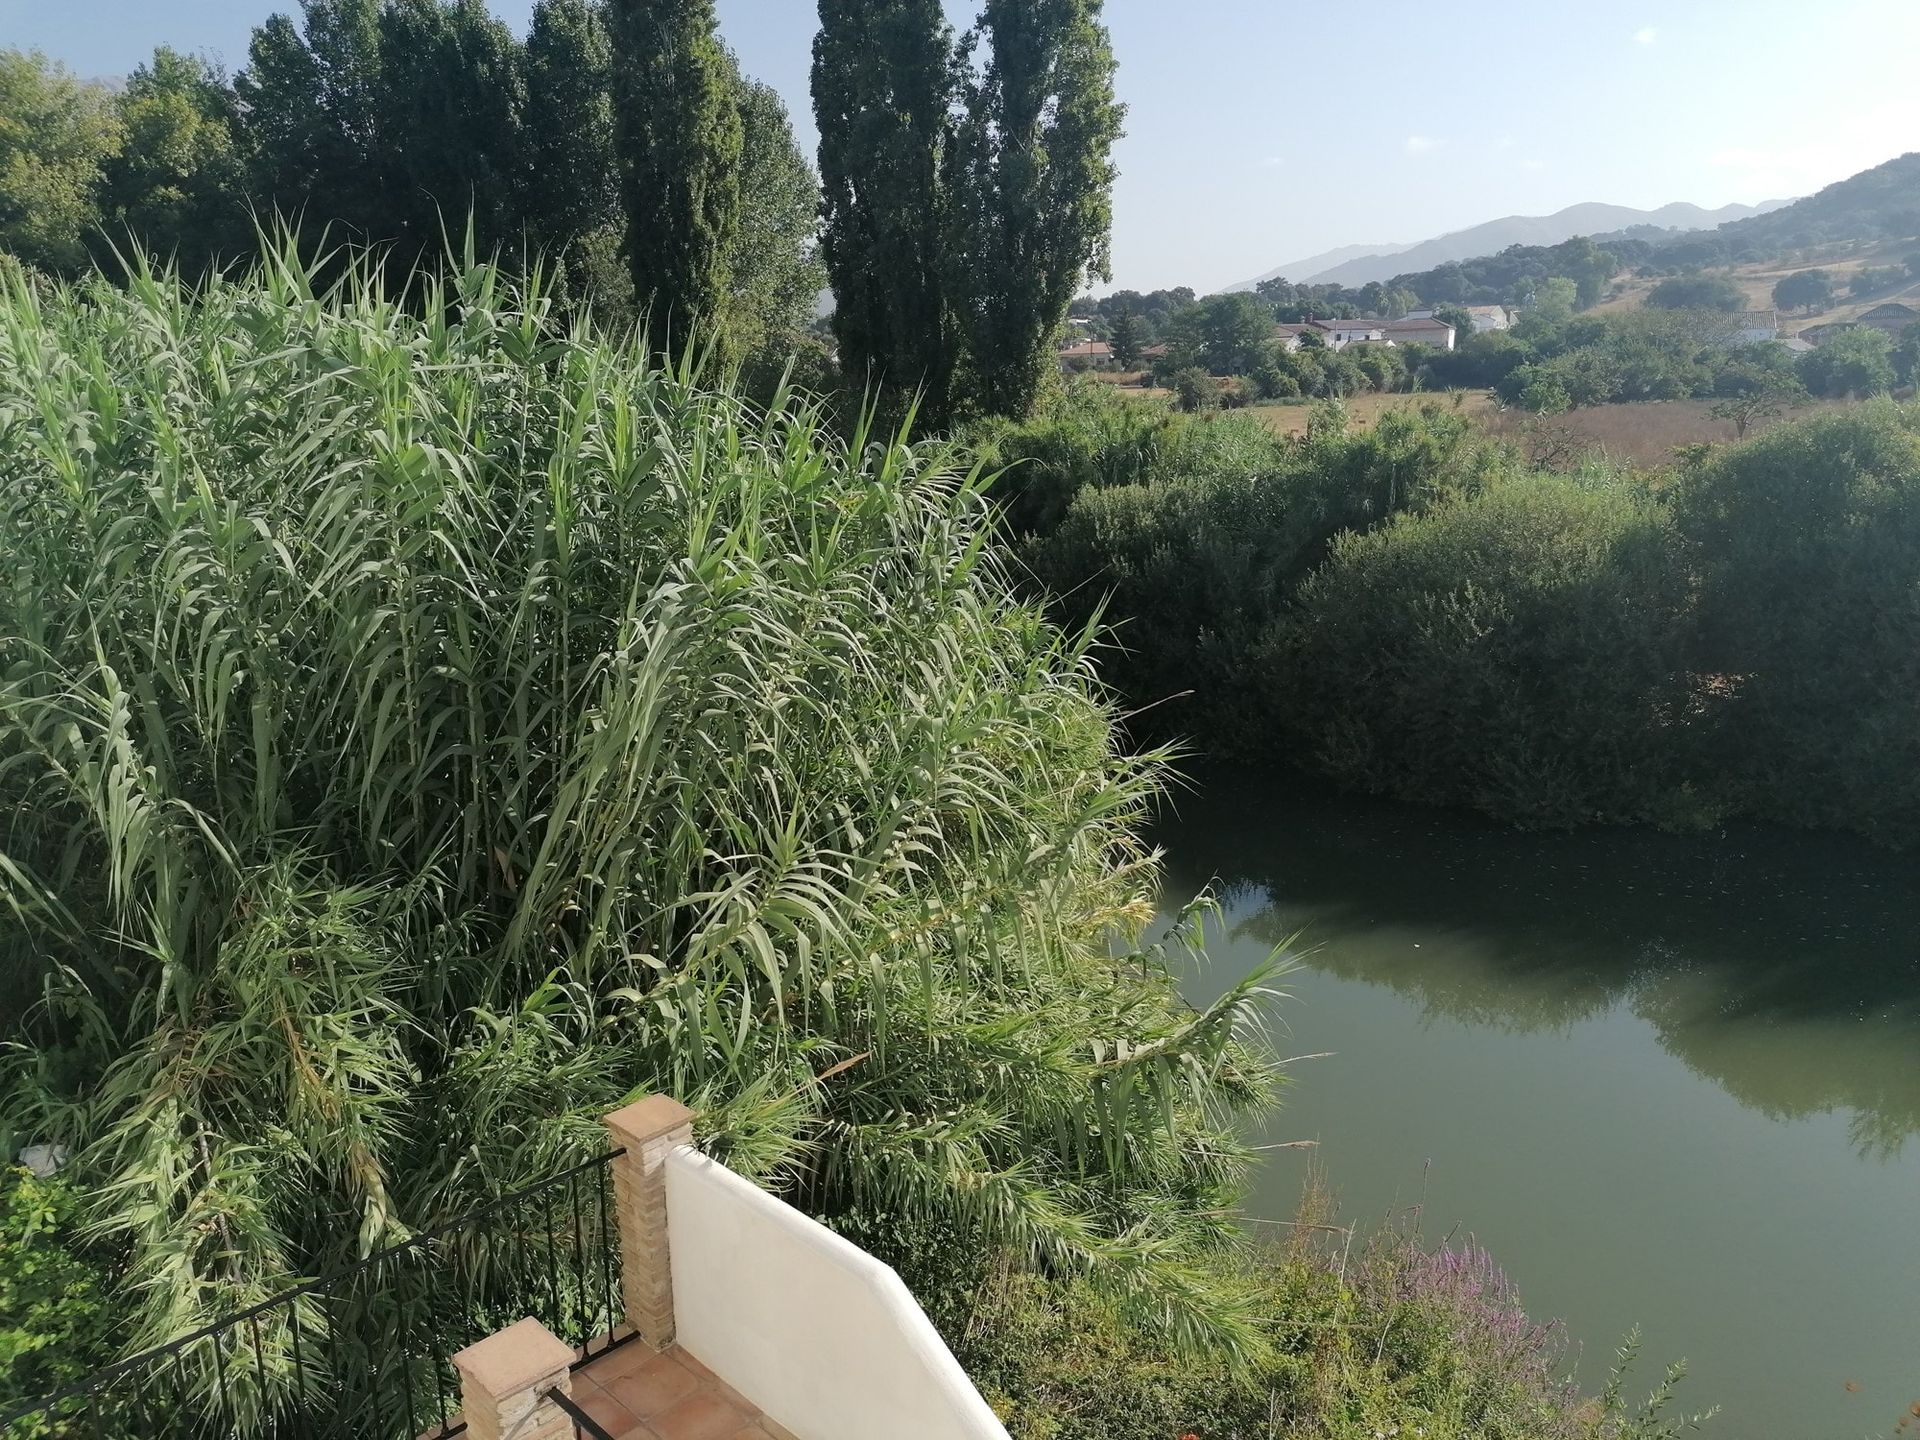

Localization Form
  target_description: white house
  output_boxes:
[1729,310,1779,344]
[1319,319,1385,349]
[1382,315,1456,350]
[1402,305,1507,334]
[1056,340,1113,371]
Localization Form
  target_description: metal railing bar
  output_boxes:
[542,1387,620,1440]
[0,1147,630,1427]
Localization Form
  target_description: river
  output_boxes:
[1154,769,1920,1440]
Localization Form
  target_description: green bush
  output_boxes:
[1671,403,1920,839]
[947,1213,1707,1440]
[1263,470,1692,827]
[1796,326,1896,397]
[0,1168,115,1413]
[1174,365,1221,412]
[1021,404,1496,748]
[1645,275,1745,311]
[980,382,1285,535]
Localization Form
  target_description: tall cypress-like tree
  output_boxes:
[523,0,619,251]
[606,0,742,348]
[237,0,387,240]
[726,75,828,357]
[376,0,527,258]
[950,0,1123,418]
[1107,303,1141,370]
[812,0,959,418]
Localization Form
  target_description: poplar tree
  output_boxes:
[606,0,742,349]
[1107,304,1141,370]
[237,1,387,239]
[950,0,1123,417]
[812,0,959,419]
[523,0,619,250]
[726,76,828,357]
[376,0,527,257]
[813,0,1120,423]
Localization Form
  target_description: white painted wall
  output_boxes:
[664,1148,1010,1440]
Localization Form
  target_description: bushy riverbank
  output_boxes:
[0,255,1714,1440]
[914,1183,1706,1440]
[991,385,1920,844]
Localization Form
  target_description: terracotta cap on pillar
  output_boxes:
[605,1095,694,1148]
[452,1318,575,1401]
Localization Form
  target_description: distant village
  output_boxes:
[1057,298,1920,372]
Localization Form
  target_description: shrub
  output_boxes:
[1022,403,1496,748]
[0,1168,115,1412]
[1253,359,1301,399]
[1265,470,1692,827]
[1645,274,1745,311]
[1425,329,1535,390]
[1796,326,1896,396]
[1221,373,1262,409]
[1173,365,1220,411]
[1671,403,1920,839]
[1771,269,1832,313]
[948,1198,1707,1440]
[980,382,1286,535]
[1848,265,1906,297]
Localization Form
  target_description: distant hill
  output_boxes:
[1230,240,1412,292]
[1704,152,1920,253]
[1240,199,1787,291]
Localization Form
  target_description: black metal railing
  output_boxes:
[1,1150,635,1440]
[543,1389,619,1440]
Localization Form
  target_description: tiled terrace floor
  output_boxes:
[567,1341,795,1440]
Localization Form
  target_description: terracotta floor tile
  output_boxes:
[569,1383,638,1436]
[590,1340,668,1382]
[649,1388,752,1440]
[600,1351,701,1419]
[671,1350,720,1386]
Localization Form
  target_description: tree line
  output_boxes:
[0,0,1124,422]
[989,385,1920,846]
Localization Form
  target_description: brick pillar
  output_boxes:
[452,1317,575,1440]
[603,1095,694,1350]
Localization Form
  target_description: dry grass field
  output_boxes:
[1476,397,1838,466]
[1099,373,1885,471]
[1244,389,1498,435]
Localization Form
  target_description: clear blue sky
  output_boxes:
[9,0,1919,292]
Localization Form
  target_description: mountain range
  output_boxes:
[1232,198,1792,292]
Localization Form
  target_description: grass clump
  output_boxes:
[945,1187,1711,1440]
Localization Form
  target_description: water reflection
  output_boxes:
[1157,768,1920,1155]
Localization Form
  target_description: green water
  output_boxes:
[1154,770,1920,1440]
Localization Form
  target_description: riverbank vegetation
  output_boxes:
[0,245,1711,1439]
[994,385,1920,845]
[0,247,1281,1397]
[0,2,1725,1434]
[945,1219,1707,1440]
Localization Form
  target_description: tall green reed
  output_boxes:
[0,239,1282,1420]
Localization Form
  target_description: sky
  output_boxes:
[8,0,1920,293]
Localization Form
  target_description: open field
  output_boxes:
[1243,389,1498,435]
[1476,396,1865,466]
[1106,381,1880,470]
